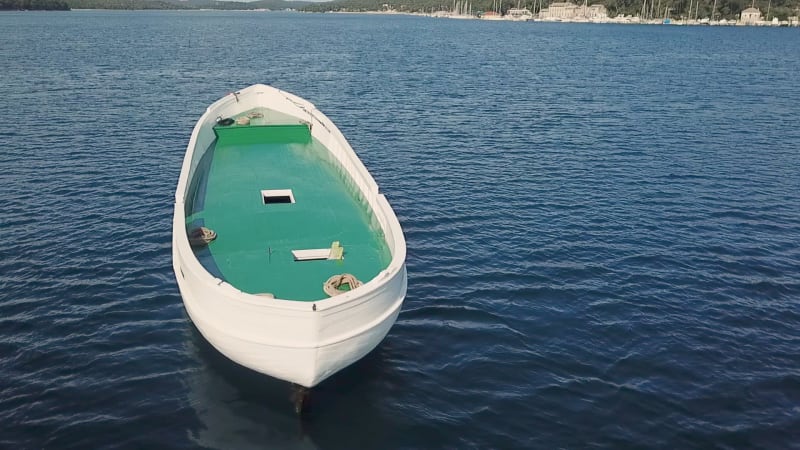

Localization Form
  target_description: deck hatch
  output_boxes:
[261,189,295,204]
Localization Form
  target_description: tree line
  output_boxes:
[65,0,185,8]
[0,0,312,11]
[1,0,69,9]
[603,0,798,18]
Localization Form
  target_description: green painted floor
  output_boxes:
[186,122,391,301]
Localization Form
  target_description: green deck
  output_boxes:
[185,116,391,301]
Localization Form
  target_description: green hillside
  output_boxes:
[0,0,310,10]
[1,0,69,9]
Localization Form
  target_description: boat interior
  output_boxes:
[183,108,391,301]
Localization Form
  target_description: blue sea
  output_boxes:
[1,10,799,449]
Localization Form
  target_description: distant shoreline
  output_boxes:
[6,8,800,26]
[336,9,800,26]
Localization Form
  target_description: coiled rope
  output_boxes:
[188,227,216,247]
[323,273,362,297]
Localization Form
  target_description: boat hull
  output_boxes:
[173,85,407,387]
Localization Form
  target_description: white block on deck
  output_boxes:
[292,249,331,261]
[292,241,344,261]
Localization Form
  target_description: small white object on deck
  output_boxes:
[292,241,344,261]
[292,249,331,261]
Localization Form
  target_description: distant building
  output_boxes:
[544,2,580,18]
[585,4,608,18]
[538,2,607,19]
[740,7,762,24]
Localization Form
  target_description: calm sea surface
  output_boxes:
[1,10,799,449]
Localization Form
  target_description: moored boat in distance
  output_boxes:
[505,7,534,20]
[481,11,505,19]
[505,4,533,20]
[481,0,505,20]
[173,84,407,388]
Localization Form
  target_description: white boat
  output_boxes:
[505,6,533,20]
[481,11,505,20]
[172,84,407,388]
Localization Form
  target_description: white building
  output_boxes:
[585,4,608,18]
[543,2,580,18]
[740,7,762,24]
[539,2,607,19]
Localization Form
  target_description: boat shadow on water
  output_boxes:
[185,321,403,449]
